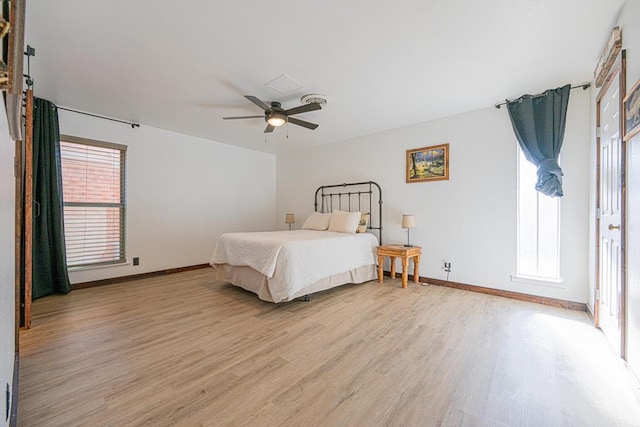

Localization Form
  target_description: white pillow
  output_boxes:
[301,212,332,231]
[328,210,361,233]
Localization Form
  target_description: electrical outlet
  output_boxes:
[133,257,139,266]
[443,261,451,272]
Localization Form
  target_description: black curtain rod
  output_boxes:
[494,83,591,109]
[56,106,140,128]
[21,46,138,129]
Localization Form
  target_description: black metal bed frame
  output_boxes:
[314,181,383,245]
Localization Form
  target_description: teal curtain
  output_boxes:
[32,97,71,299]
[507,84,571,197]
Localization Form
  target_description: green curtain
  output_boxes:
[507,84,571,197]
[32,97,71,299]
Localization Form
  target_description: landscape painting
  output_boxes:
[406,143,449,183]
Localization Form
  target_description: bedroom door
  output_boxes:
[596,51,626,357]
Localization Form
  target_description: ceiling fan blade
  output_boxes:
[245,95,270,112]
[288,117,319,130]
[284,102,322,116]
[223,115,265,120]
[264,124,275,133]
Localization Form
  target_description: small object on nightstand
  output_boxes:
[377,244,422,288]
[402,214,416,247]
[285,213,295,230]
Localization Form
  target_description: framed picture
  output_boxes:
[624,78,640,141]
[406,143,449,183]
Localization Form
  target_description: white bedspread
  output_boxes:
[210,230,377,302]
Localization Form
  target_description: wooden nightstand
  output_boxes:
[377,245,422,288]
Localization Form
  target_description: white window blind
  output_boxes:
[60,136,126,267]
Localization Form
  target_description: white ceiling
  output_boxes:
[25,0,625,154]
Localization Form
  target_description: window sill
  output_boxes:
[68,262,130,272]
[510,274,565,289]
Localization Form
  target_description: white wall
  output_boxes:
[58,111,277,283]
[0,101,16,425]
[278,89,591,303]
[619,0,640,80]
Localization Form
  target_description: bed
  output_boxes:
[210,181,383,302]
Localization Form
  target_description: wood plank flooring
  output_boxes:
[19,268,640,426]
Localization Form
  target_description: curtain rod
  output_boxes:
[56,106,140,128]
[494,83,591,109]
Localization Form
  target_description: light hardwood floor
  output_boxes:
[19,268,640,426]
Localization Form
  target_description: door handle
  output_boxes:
[608,224,621,230]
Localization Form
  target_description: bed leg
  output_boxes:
[302,295,311,302]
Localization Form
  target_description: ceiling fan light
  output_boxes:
[267,114,286,127]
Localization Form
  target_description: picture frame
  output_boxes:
[406,143,449,183]
[624,78,640,141]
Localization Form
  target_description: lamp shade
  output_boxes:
[267,114,286,127]
[401,214,416,229]
[285,213,295,224]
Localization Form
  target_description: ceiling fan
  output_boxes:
[223,95,322,133]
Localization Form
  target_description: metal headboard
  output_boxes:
[314,181,383,244]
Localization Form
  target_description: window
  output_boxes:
[517,147,560,281]
[60,135,126,268]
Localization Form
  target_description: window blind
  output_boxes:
[60,137,126,267]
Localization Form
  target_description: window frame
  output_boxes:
[60,134,127,269]
[515,147,562,282]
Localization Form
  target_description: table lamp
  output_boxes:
[285,213,295,230]
[402,214,416,247]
